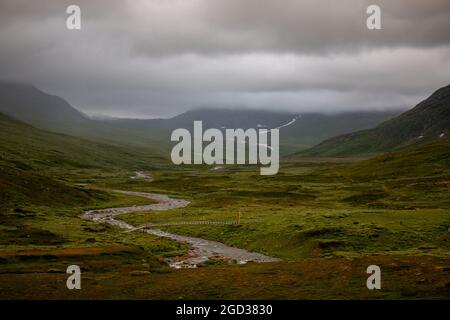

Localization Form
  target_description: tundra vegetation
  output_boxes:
[0,84,449,298]
[0,112,449,298]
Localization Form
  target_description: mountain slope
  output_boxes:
[299,84,450,157]
[0,112,153,172]
[0,112,160,210]
[323,137,450,209]
[0,82,88,126]
[108,108,399,155]
[0,82,169,152]
[0,82,398,155]
[340,137,450,180]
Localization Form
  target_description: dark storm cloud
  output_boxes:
[130,0,450,56]
[0,0,449,118]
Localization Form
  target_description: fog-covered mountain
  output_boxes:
[299,84,450,157]
[0,82,399,155]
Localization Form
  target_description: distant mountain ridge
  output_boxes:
[0,81,399,155]
[299,84,450,157]
[0,82,88,126]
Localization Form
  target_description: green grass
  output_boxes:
[111,140,450,262]
[1,157,449,298]
[118,163,450,261]
[0,112,449,299]
[0,111,168,211]
[0,113,164,172]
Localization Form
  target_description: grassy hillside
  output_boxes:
[330,137,450,210]
[339,137,450,180]
[0,112,161,172]
[299,84,450,157]
[0,112,164,210]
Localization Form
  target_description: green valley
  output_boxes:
[0,84,449,299]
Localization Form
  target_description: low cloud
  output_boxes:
[0,0,449,117]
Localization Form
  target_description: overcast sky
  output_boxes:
[0,0,449,118]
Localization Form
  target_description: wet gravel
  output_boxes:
[82,190,280,268]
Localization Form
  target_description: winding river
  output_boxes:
[82,187,280,268]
